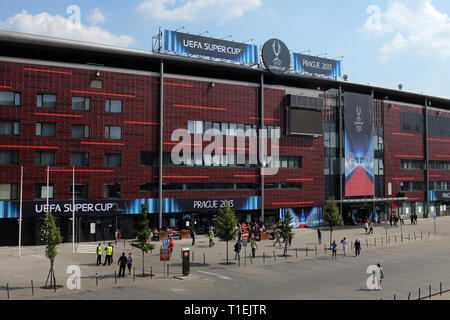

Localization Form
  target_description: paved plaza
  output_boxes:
[0,216,449,300]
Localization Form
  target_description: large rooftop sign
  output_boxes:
[261,38,291,75]
[292,53,341,78]
[163,30,260,64]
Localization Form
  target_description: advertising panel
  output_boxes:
[163,30,260,64]
[344,92,374,197]
[261,38,291,75]
[292,53,341,77]
[279,207,324,228]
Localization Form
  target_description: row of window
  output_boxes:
[141,152,302,168]
[400,112,450,137]
[401,160,450,171]
[0,91,123,113]
[0,121,121,140]
[187,120,282,138]
[139,182,303,192]
[400,181,450,192]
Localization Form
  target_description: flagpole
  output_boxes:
[72,166,75,254]
[18,166,23,257]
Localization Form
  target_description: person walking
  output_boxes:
[368,221,374,235]
[341,237,348,256]
[410,214,414,225]
[118,252,127,278]
[414,214,418,225]
[273,230,281,247]
[331,240,338,259]
[103,243,113,266]
[364,221,369,234]
[251,237,258,258]
[377,263,384,290]
[234,241,242,260]
[168,237,175,256]
[394,215,398,228]
[127,252,133,275]
[209,230,214,247]
[317,229,322,245]
[96,243,103,266]
[190,229,196,246]
[355,239,361,257]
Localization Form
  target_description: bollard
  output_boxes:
[96,273,98,287]
[324,244,327,254]
[263,252,265,263]
[315,245,318,255]
[351,241,353,250]
[395,235,396,244]
[167,264,170,278]
[204,253,206,265]
[419,288,421,300]
[421,232,423,240]
[273,250,276,262]
[408,234,410,241]
[408,292,411,300]
[7,283,9,299]
[296,248,298,258]
[388,236,390,244]
[374,238,376,247]
[192,251,194,263]
[133,268,135,282]
[428,231,431,239]
[394,294,396,300]
[414,232,416,240]
[440,282,442,296]
[31,280,34,296]
[306,246,308,257]
[382,237,383,245]
[366,239,368,248]
[250,254,252,265]
[429,285,431,299]
[114,270,117,284]
[151,266,153,279]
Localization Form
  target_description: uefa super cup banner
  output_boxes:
[344,92,374,197]
[292,53,341,78]
[163,30,260,64]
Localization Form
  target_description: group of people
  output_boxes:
[237,222,265,242]
[234,237,258,260]
[96,242,133,278]
[410,214,419,225]
[363,221,374,234]
[330,238,362,258]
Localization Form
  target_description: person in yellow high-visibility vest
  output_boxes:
[103,243,113,266]
[96,243,103,266]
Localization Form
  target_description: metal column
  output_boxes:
[159,61,164,230]
[260,73,265,225]
[425,98,430,219]
[338,85,343,216]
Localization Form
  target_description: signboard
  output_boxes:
[163,30,259,64]
[429,191,450,201]
[160,248,170,261]
[243,238,248,247]
[162,238,169,249]
[243,230,249,239]
[21,200,126,217]
[344,92,374,197]
[292,53,341,77]
[261,38,291,75]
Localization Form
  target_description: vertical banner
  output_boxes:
[344,92,374,197]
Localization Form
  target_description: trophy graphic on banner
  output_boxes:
[272,40,282,66]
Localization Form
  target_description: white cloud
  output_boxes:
[362,0,450,61]
[137,0,261,22]
[87,8,106,26]
[0,10,134,47]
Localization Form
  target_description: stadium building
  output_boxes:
[0,30,449,245]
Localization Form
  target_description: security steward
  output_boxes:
[103,243,114,266]
[96,243,103,266]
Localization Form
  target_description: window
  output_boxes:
[35,151,55,165]
[35,184,54,199]
[105,153,122,167]
[139,183,157,192]
[0,151,19,165]
[194,121,203,134]
[72,97,90,111]
[105,126,122,140]
[104,184,121,199]
[37,94,57,109]
[70,184,89,200]
[0,91,20,106]
[72,124,90,138]
[71,152,89,166]
[0,121,19,135]
[141,151,156,166]
[221,123,229,136]
[105,100,122,113]
[188,120,195,134]
[36,123,56,137]
[0,184,18,200]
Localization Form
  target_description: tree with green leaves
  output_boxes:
[324,196,342,246]
[279,210,294,257]
[214,201,238,264]
[40,211,62,289]
[133,204,155,276]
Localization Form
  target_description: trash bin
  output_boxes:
[182,248,190,276]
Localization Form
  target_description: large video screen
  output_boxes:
[288,107,323,136]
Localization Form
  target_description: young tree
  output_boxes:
[214,201,238,264]
[324,196,342,246]
[40,211,62,289]
[279,210,294,257]
[133,204,155,276]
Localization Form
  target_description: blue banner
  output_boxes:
[292,53,341,78]
[163,30,260,64]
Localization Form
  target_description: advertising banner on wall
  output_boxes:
[279,207,324,228]
[429,191,450,202]
[163,30,260,64]
[0,196,261,218]
[344,92,374,197]
[292,53,341,78]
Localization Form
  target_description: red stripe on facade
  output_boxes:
[173,104,227,111]
[272,201,315,206]
[81,141,125,146]
[35,112,82,118]
[0,144,58,149]
[394,155,424,158]
[279,146,314,150]
[392,132,415,136]
[124,121,159,125]
[0,85,12,89]
[429,138,450,142]
[46,169,115,173]
[286,178,314,181]
[155,176,210,179]
[234,175,259,178]
[250,117,280,121]
[24,67,72,75]
[71,90,135,98]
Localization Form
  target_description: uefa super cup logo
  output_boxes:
[272,40,282,66]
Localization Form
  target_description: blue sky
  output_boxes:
[1,0,450,98]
